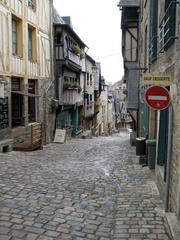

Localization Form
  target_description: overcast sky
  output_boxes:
[53,0,123,84]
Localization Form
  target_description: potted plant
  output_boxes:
[71,44,84,59]
[63,82,82,93]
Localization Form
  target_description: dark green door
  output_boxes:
[157,108,169,181]
[140,86,149,137]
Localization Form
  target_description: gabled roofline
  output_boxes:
[54,23,87,48]
[85,53,96,65]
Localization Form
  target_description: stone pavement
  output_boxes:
[0,132,172,240]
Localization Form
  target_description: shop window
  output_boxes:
[11,78,23,127]
[28,80,36,123]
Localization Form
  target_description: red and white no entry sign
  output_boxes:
[145,85,171,110]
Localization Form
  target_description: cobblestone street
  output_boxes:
[0,132,171,240]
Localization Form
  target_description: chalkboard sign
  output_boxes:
[0,97,9,129]
[54,129,66,143]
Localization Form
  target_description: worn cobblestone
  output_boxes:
[0,133,172,239]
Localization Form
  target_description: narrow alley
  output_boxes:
[0,132,171,240]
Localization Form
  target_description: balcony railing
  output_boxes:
[149,35,158,63]
[159,1,177,52]
[61,89,83,105]
[68,50,82,66]
[55,45,82,67]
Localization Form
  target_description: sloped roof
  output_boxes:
[62,16,73,28]
[53,7,87,48]
[53,7,65,24]
[85,53,96,65]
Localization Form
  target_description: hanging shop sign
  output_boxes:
[141,73,171,86]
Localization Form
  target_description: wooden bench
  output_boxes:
[13,123,43,151]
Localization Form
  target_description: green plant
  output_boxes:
[77,84,82,93]
[63,82,82,92]
[80,52,85,59]
[63,82,73,90]
[71,44,84,59]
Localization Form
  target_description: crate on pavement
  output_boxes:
[13,123,43,151]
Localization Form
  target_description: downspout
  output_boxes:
[44,0,54,144]
[165,104,173,212]
[137,3,141,137]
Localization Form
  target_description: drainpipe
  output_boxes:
[44,0,54,144]
[137,2,142,137]
[165,104,173,212]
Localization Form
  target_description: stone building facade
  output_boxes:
[140,0,180,224]
[118,0,140,139]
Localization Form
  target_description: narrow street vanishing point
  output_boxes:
[0,132,172,240]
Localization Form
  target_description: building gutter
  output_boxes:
[165,104,173,212]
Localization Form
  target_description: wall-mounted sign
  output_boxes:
[141,73,171,86]
[145,85,171,110]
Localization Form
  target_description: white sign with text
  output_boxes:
[54,129,66,143]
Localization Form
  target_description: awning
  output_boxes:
[12,91,41,97]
